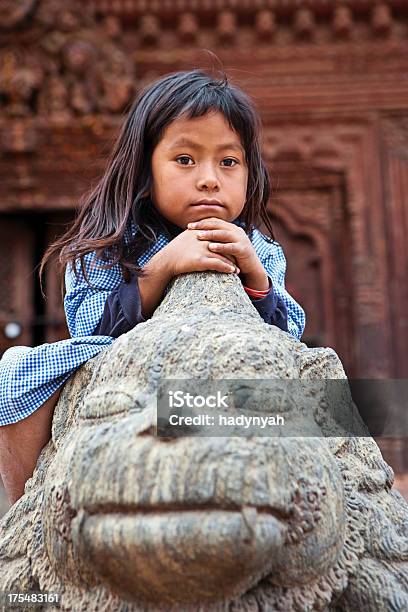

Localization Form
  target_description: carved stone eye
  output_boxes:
[79,387,156,422]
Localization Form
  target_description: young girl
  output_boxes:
[0,69,305,504]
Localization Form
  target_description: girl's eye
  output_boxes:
[176,156,194,165]
[221,158,238,167]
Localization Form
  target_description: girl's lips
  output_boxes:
[192,203,224,208]
[191,199,225,207]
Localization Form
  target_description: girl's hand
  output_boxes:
[187,218,269,291]
[161,228,241,278]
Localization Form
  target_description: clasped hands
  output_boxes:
[187,217,269,292]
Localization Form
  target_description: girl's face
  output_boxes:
[150,111,248,228]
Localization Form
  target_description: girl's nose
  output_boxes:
[196,170,220,192]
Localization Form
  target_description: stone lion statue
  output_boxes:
[1,273,408,611]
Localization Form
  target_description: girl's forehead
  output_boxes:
[160,111,243,148]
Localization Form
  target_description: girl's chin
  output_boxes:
[187,210,229,224]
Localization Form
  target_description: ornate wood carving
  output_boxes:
[260,120,394,378]
[379,116,408,379]
[84,0,408,49]
[0,1,135,119]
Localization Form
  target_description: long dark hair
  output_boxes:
[40,69,275,287]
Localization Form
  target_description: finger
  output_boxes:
[207,242,243,257]
[206,249,237,263]
[207,252,237,267]
[201,258,237,274]
[196,229,235,243]
[188,217,229,231]
[207,253,239,273]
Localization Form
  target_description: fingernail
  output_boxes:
[188,223,196,229]
[198,231,206,238]
[209,243,217,248]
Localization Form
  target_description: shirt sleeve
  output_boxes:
[248,276,288,332]
[64,252,124,337]
[260,243,306,340]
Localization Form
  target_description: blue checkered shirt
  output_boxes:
[0,223,305,425]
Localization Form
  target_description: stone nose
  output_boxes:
[68,433,294,606]
[76,505,285,607]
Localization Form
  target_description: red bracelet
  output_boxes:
[244,287,270,298]
[243,278,272,298]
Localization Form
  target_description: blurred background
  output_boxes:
[1,0,407,513]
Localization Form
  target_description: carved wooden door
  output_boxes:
[380,117,408,379]
[260,163,355,376]
[0,217,34,355]
[42,212,73,343]
[0,212,72,356]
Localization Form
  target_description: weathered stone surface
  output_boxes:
[0,482,9,519]
[1,272,408,611]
